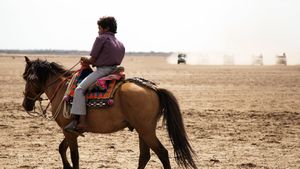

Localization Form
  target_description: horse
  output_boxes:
[22,56,198,169]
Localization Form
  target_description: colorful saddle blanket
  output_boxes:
[65,66,125,107]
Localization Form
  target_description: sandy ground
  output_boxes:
[0,55,299,169]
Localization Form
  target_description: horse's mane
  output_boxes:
[23,59,72,84]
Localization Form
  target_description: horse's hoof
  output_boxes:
[63,166,73,169]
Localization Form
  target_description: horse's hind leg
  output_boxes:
[59,138,72,169]
[140,133,171,169]
[138,136,150,169]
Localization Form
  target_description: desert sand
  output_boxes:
[0,55,299,169]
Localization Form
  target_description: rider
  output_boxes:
[64,16,125,134]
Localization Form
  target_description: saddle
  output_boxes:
[64,66,125,108]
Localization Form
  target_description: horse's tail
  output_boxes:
[157,88,198,169]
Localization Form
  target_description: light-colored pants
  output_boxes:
[71,66,116,115]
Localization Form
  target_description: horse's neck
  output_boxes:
[44,74,68,112]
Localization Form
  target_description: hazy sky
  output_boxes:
[0,0,300,63]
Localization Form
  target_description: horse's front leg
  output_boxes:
[59,138,72,169]
[65,133,80,169]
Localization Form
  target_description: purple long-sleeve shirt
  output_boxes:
[90,32,125,67]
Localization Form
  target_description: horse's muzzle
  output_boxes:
[22,98,35,111]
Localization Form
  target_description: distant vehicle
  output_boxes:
[252,54,264,65]
[276,53,287,65]
[177,53,186,64]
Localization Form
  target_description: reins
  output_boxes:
[24,60,81,120]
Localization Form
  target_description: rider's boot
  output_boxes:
[77,115,88,131]
[64,115,85,137]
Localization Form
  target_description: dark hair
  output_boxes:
[23,59,72,85]
[97,16,117,33]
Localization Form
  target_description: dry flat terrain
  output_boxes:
[0,55,299,169]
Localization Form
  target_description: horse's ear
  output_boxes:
[24,56,30,64]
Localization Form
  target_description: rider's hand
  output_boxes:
[80,57,90,67]
[80,57,90,64]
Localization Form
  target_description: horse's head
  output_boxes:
[22,56,71,111]
[22,56,48,111]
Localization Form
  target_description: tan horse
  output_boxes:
[22,56,198,169]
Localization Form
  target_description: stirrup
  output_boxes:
[64,121,85,137]
[65,128,85,137]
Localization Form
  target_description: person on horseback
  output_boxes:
[64,16,125,134]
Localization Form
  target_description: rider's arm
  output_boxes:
[89,36,107,64]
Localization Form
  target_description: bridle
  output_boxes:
[23,61,81,120]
